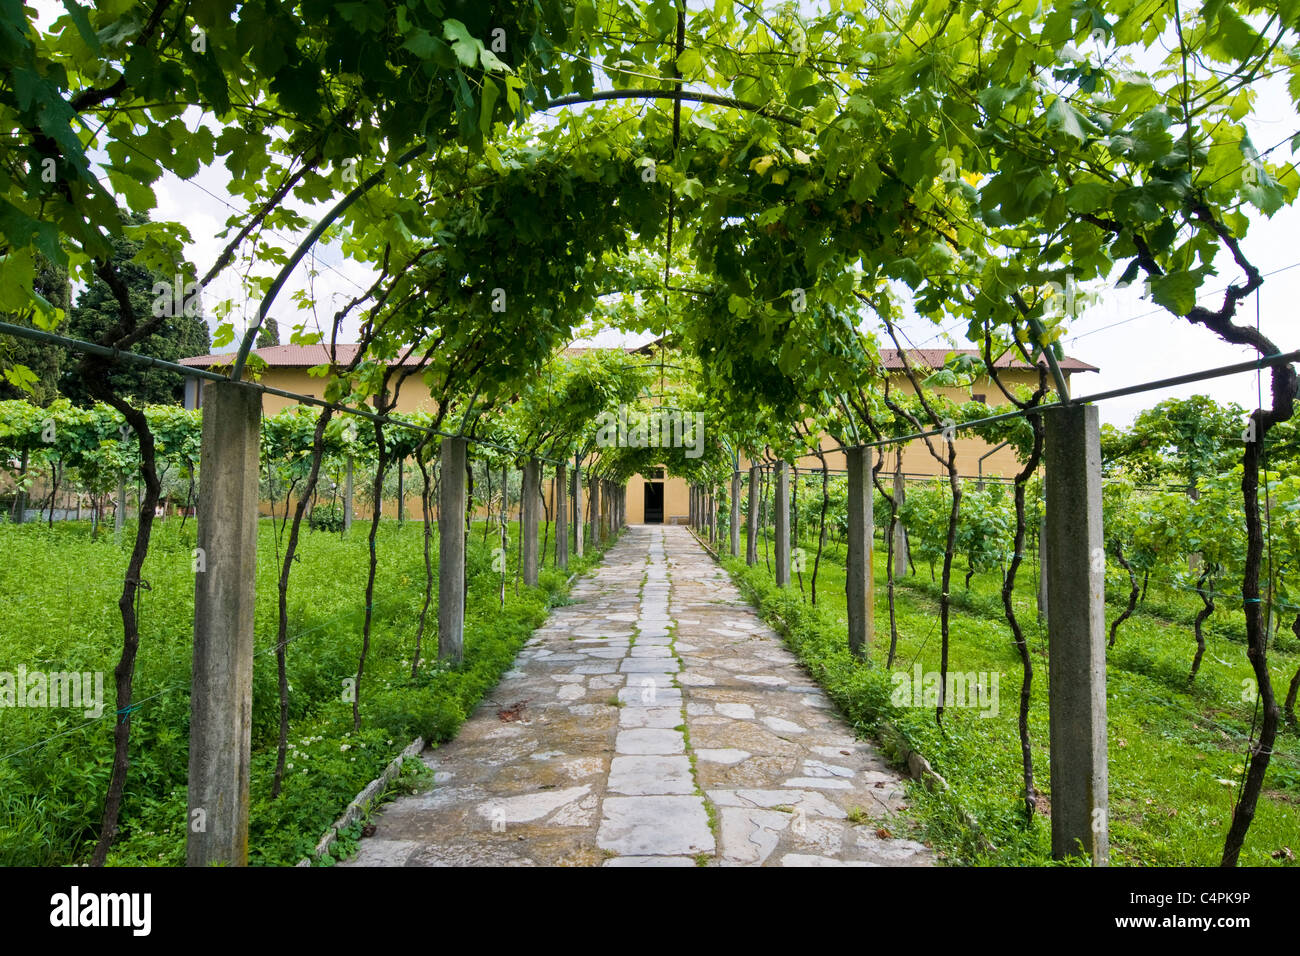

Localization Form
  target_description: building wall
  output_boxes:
[230,367,436,416]
[735,369,1066,483]
[189,361,1079,523]
[624,475,690,525]
[626,476,644,524]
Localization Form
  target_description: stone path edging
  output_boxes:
[297,736,425,866]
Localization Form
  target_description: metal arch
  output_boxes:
[230,142,430,382]
[227,83,808,384]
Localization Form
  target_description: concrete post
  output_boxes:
[438,437,467,663]
[846,446,875,659]
[555,463,568,570]
[396,459,405,525]
[1044,404,1108,865]
[114,476,126,543]
[12,451,27,525]
[574,458,584,558]
[892,453,909,576]
[775,462,791,587]
[709,491,717,545]
[187,381,261,867]
[343,458,354,533]
[596,480,605,542]
[746,466,760,565]
[496,463,506,608]
[522,459,540,587]
[1037,514,1049,620]
[730,470,741,558]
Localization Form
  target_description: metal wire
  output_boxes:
[0,321,567,465]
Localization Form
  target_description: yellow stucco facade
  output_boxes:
[180,347,1094,525]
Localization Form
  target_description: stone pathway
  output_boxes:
[342,525,933,867]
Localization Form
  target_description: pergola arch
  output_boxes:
[226,81,967,433]
[7,0,1294,873]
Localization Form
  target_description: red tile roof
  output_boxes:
[879,348,1098,373]
[178,344,424,368]
[180,344,1098,373]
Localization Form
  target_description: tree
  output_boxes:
[60,214,210,407]
[0,256,70,405]
[1123,397,1246,491]
[257,317,281,348]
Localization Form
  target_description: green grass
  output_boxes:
[0,516,612,866]
[721,526,1300,867]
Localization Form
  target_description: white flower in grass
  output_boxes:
[340,744,351,751]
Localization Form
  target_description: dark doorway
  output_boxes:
[643,482,664,524]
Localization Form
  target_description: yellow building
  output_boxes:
[180,344,435,415]
[755,348,1099,479]
[179,344,1097,524]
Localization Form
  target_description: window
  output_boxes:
[971,393,986,403]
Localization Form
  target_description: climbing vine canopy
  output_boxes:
[5,0,1300,882]
[3,0,1298,412]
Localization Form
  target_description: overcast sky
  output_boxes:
[33,2,1299,428]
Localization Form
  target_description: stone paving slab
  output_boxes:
[341,526,932,867]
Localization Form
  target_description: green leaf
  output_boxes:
[648,0,678,35]
[1065,181,1111,213]
[977,85,1017,116]
[480,47,508,71]
[2,364,39,394]
[443,19,482,69]
[1116,257,1142,288]
[1148,270,1204,315]
[402,28,451,66]
[479,77,500,135]
[1045,97,1086,141]
[60,0,100,52]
